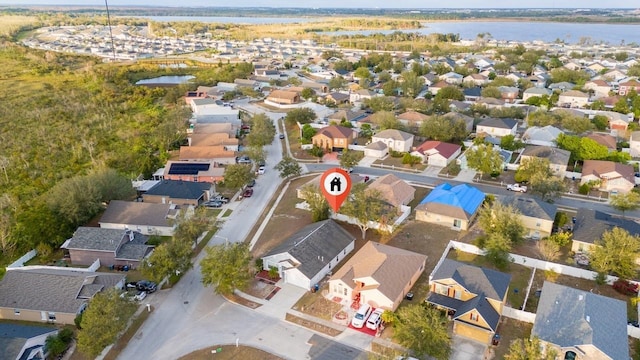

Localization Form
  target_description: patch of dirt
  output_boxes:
[285,313,343,337]
[243,278,278,299]
[179,345,283,360]
[224,293,262,309]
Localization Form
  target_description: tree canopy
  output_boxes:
[341,183,386,239]
[419,116,469,143]
[200,242,253,295]
[392,304,451,360]
[465,144,503,178]
[590,227,640,279]
[275,156,302,179]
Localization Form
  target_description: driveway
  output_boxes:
[450,336,488,360]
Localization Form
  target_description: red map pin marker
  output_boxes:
[320,168,352,213]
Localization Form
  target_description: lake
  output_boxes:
[324,21,640,45]
[135,75,195,86]
[133,16,640,45]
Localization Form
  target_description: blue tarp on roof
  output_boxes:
[419,183,485,216]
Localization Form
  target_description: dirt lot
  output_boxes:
[179,345,283,360]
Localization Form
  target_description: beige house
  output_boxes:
[519,146,571,179]
[367,174,415,209]
[584,80,612,99]
[411,141,462,167]
[297,173,365,200]
[311,125,356,151]
[328,241,426,311]
[371,129,414,153]
[188,132,239,151]
[397,110,429,128]
[178,145,237,164]
[580,160,635,193]
[0,268,125,325]
[266,89,300,104]
[571,208,640,254]
[500,195,557,239]
[426,259,511,344]
[476,118,518,138]
[558,90,589,108]
[415,183,485,231]
[629,131,640,157]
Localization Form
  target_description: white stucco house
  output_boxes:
[476,118,518,138]
[371,129,414,153]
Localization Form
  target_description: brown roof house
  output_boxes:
[411,141,462,167]
[585,133,617,152]
[520,146,571,179]
[297,173,366,200]
[0,268,124,325]
[61,227,154,268]
[178,146,237,164]
[99,200,185,237]
[367,174,415,210]
[426,259,511,345]
[188,132,239,151]
[312,125,356,151]
[261,220,356,290]
[265,89,300,105]
[328,241,427,311]
[580,160,635,193]
[397,110,429,129]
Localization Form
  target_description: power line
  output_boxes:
[105,0,116,61]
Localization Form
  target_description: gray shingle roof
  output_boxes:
[431,259,511,301]
[499,195,557,221]
[264,220,355,278]
[532,281,629,360]
[478,118,518,130]
[0,323,57,360]
[99,200,174,228]
[453,292,501,331]
[0,268,124,314]
[572,208,640,244]
[145,180,211,200]
[64,227,152,261]
[520,145,571,166]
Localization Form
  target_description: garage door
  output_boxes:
[454,322,492,344]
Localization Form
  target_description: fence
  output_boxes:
[370,163,422,173]
[502,306,536,323]
[6,249,37,268]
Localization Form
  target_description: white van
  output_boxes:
[351,304,372,328]
[365,308,384,330]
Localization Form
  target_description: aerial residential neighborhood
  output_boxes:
[3,5,640,360]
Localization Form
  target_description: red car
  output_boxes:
[242,188,254,198]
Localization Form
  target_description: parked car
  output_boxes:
[203,200,223,208]
[126,281,138,289]
[365,308,384,330]
[351,303,372,328]
[247,179,256,188]
[258,166,266,175]
[236,156,251,164]
[136,280,157,293]
[242,188,254,198]
[212,195,230,204]
[258,160,266,167]
[134,291,147,301]
[506,183,527,193]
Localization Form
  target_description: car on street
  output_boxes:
[506,183,527,193]
[243,188,254,198]
[258,166,266,175]
[136,280,157,293]
[134,291,147,301]
[247,179,256,188]
[203,200,223,208]
[279,133,285,139]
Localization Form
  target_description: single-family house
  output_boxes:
[367,174,415,209]
[311,125,356,151]
[143,179,213,206]
[397,110,429,128]
[297,173,365,200]
[188,132,239,151]
[442,112,474,132]
[499,195,557,239]
[532,281,629,360]
[558,90,589,108]
[193,123,238,138]
[99,200,184,236]
[630,131,640,157]
[571,208,640,253]
[440,72,464,85]
[411,141,462,167]
[162,161,225,184]
[476,118,518,137]
[178,146,237,164]
[327,109,368,126]
[301,82,329,94]
[428,81,449,95]
[580,160,635,193]
[0,268,125,325]
[61,227,153,268]
[618,79,640,96]
[584,80,612,99]
[462,87,482,102]
[363,141,388,159]
[371,129,414,153]
[549,82,576,92]
[522,125,563,147]
[497,86,520,103]
[265,89,300,105]
[325,92,350,104]
[261,220,356,290]
[426,259,511,345]
[415,183,485,231]
[328,241,426,311]
[522,87,553,102]
[0,323,58,360]
[520,146,571,179]
[463,74,489,87]
[350,89,376,104]
[188,98,240,124]
[585,133,617,152]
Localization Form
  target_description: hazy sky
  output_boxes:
[0,1,634,8]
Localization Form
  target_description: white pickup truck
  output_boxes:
[507,183,528,193]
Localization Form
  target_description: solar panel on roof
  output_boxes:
[168,163,210,175]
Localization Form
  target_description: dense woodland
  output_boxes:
[0,41,253,267]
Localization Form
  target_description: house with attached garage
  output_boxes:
[519,145,571,179]
[99,200,187,236]
[558,90,589,108]
[311,125,356,151]
[397,110,429,129]
[476,118,518,138]
[522,125,563,147]
[366,174,415,210]
[143,179,214,206]
[162,160,225,184]
[425,259,511,345]
[411,140,462,167]
[499,195,557,239]
[261,220,355,291]
[61,227,154,268]
[532,281,629,360]
[371,129,414,153]
[570,208,640,254]
[0,268,125,325]
[580,160,635,194]
[328,241,426,311]
[188,98,240,125]
[629,131,640,157]
[415,183,485,231]
[178,145,237,164]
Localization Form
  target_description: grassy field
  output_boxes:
[0,15,38,37]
